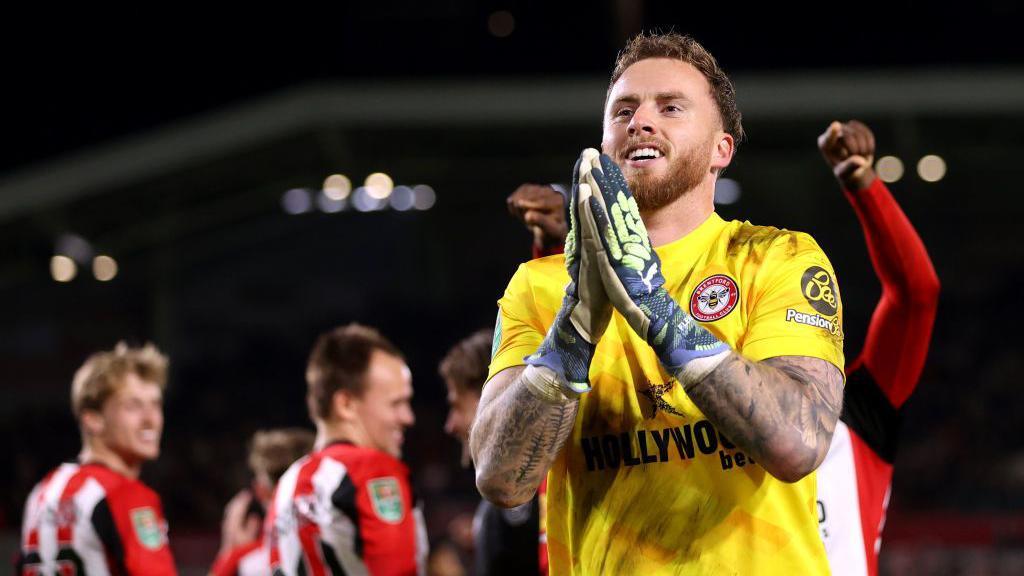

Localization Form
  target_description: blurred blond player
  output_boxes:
[18,343,177,575]
[210,428,314,576]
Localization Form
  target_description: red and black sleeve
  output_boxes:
[104,485,178,576]
[845,177,940,406]
[342,456,420,575]
[841,177,940,457]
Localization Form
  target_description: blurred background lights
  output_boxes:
[714,178,742,205]
[875,156,905,183]
[56,233,93,263]
[488,10,515,37]
[323,174,352,200]
[317,191,346,213]
[50,255,76,282]
[390,185,415,211]
[93,255,118,281]
[364,172,394,200]
[351,187,387,212]
[413,184,436,210]
[281,188,313,214]
[917,155,947,182]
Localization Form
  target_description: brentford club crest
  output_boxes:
[689,275,739,322]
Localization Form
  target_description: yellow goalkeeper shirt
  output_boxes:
[488,213,844,575]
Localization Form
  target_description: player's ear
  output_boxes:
[710,131,735,174]
[332,389,360,420]
[80,410,105,436]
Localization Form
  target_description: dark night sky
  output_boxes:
[3,2,1021,175]
[3,3,1024,555]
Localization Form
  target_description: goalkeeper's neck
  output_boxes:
[640,180,716,248]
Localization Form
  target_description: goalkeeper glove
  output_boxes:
[578,150,731,383]
[523,150,612,399]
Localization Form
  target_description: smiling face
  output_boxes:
[602,58,734,211]
[343,350,415,458]
[83,372,164,466]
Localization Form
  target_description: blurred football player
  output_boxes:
[18,342,176,575]
[210,428,314,576]
[269,323,427,575]
[440,328,543,575]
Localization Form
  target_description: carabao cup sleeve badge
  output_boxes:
[368,477,405,524]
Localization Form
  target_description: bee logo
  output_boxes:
[700,287,728,310]
[690,275,739,322]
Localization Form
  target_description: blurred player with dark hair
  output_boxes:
[815,120,939,576]
[18,342,176,575]
[270,323,427,575]
[440,328,544,576]
[210,428,314,576]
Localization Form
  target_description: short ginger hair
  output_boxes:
[610,32,745,144]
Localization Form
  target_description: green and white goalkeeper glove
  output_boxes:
[578,149,731,384]
[523,150,612,400]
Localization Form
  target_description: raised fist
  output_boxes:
[818,120,877,191]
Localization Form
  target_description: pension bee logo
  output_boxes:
[689,274,739,322]
[801,266,838,316]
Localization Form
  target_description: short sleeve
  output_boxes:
[486,264,548,383]
[741,232,845,373]
[354,458,420,575]
[105,486,178,576]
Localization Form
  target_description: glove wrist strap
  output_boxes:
[523,364,580,405]
[675,349,732,388]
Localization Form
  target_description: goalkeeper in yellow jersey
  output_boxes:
[472,32,845,575]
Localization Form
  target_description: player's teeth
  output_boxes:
[630,147,662,160]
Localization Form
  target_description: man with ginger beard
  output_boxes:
[474,32,845,574]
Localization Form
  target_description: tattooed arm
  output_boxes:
[682,354,844,482]
[470,365,578,508]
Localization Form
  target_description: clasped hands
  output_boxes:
[523,149,730,401]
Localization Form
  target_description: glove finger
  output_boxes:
[582,153,614,207]
[598,153,623,180]
[588,195,624,263]
[571,155,583,192]
[599,153,632,199]
[585,162,632,249]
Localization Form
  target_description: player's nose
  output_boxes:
[627,104,657,136]
[444,411,458,436]
[400,405,416,427]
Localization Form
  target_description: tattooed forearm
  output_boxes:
[681,354,844,482]
[471,366,578,507]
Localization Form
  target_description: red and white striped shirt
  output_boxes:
[269,442,427,576]
[816,178,939,576]
[18,462,177,576]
